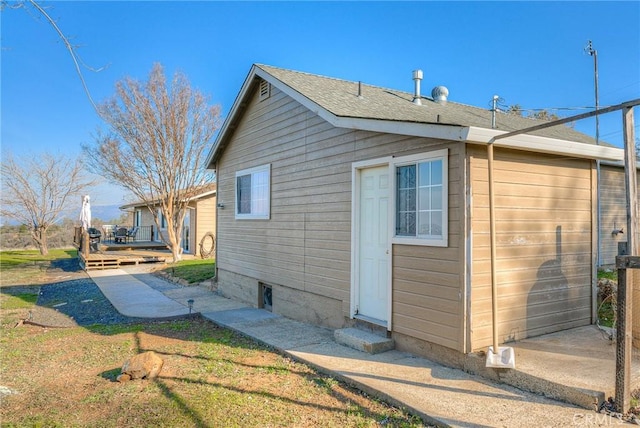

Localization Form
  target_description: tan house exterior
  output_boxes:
[599,163,640,266]
[205,64,630,365]
[120,184,217,258]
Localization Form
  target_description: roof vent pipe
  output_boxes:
[412,70,423,105]
[432,86,449,104]
[491,95,499,129]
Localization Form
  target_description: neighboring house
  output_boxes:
[119,184,217,257]
[205,64,631,365]
[598,162,640,266]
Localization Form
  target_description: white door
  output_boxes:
[357,166,390,324]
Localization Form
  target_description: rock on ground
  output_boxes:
[117,351,164,382]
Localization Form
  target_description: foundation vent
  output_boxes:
[259,282,272,312]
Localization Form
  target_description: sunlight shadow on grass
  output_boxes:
[99,367,122,382]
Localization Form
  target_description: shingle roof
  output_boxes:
[206,64,625,169]
[119,183,216,210]
[255,64,598,145]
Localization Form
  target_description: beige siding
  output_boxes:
[468,146,593,351]
[217,84,465,351]
[391,144,465,352]
[217,87,346,298]
[599,165,640,266]
[193,194,216,257]
[138,207,155,228]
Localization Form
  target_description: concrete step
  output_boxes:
[334,327,394,354]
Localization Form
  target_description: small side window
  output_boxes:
[393,149,448,247]
[235,164,271,220]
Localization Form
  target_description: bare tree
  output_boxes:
[83,63,220,262]
[530,110,560,121]
[507,104,523,117]
[0,152,96,255]
[3,0,106,112]
[507,105,559,121]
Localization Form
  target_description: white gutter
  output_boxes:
[464,126,624,162]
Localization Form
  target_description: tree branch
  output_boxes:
[27,0,105,115]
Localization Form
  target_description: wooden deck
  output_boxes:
[79,241,171,270]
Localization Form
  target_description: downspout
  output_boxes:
[485,96,515,368]
[214,165,219,283]
[489,97,500,357]
[488,142,499,356]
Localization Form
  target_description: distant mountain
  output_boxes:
[0,204,126,227]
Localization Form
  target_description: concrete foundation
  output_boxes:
[217,269,345,329]
[217,269,259,306]
[272,282,345,330]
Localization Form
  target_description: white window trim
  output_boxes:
[391,148,448,247]
[235,163,271,220]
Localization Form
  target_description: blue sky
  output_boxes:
[2,1,639,207]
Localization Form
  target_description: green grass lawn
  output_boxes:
[597,269,617,281]
[0,249,214,286]
[160,259,216,284]
[0,249,79,287]
[597,269,617,328]
[0,248,77,269]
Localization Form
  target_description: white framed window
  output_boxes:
[235,164,271,220]
[392,149,448,247]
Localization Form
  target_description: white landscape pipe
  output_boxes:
[486,143,516,368]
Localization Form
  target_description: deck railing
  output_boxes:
[102,225,156,243]
[73,227,95,258]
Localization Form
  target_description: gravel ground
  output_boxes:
[12,262,183,328]
[33,278,147,327]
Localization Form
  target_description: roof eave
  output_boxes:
[206,65,264,170]
[600,159,640,169]
[119,189,217,211]
[465,126,624,161]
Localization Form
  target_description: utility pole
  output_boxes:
[586,40,602,279]
[586,40,600,144]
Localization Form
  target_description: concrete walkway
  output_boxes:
[88,269,191,318]
[88,268,621,427]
